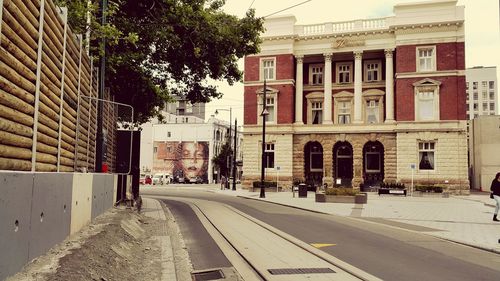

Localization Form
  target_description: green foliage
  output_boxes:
[380,182,406,189]
[252,181,277,188]
[212,142,232,177]
[325,187,360,196]
[414,185,444,193]
[55,0,264,124]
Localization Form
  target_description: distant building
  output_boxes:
[139,113,242,184]
[466,66,498,119]
[242,0,469,193]
[164,95,206,120]
[469,116,500,191]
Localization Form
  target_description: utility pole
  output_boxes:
[95,0,107,172]
[260,80,268,198]
[232,119,237,191]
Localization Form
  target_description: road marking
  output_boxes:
[311,243,336,248]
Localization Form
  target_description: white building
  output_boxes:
[139,113,242,184]
[469,116,500,191]
[466,66,498,119]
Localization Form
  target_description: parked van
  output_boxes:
[152,173,171,185]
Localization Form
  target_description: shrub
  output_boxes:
[325,187,359,196]
[252,181,277,188]
[381,182,406,189]
[414,185,444,193]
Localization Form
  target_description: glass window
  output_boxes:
[264,143,274,168]
[483,102,488,111]
[482,81,488,88]
[417,47,435,71]
[167,132,171,137]
[311,65,323,85]
[338,101,351,124]
[418,141,435,171]
[473,92,478,100]
[473,103,478,110]
[473,82,478,90]
[310,145,323,171]
[262,59,275,80]
[312,101,323,124]
[366,100,379,123]
[338,64,351,83]
[417,91,434,121]
[365,62,380,82]
[490,92,495,100]
[265,97,275,123]
[489,81,495,90]
[365,152,381,172]
[490,103,495,111]
[466,82,469,90]
[482,92,488,100]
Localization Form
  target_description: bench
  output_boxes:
[378,188,407,196]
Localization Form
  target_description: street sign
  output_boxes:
[276,166,281,171]
[410,163,416,170]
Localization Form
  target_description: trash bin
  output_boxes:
[298,183,307,198]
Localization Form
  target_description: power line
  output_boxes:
[248,0,256,11]
[263,0,313,18]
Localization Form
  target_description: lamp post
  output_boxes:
[215,108,232,189]
[232,119,237,191]
[260,80,269,198]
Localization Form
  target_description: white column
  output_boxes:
[294,55,304,125]
[323,53,333,124]
[385,49,395,123]
[353,51,363,123]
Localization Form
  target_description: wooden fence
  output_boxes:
[0,0,116,172]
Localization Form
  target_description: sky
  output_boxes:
[205,0,500,124]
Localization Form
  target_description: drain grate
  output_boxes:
[192,269,224,281]
[268,268,335,275]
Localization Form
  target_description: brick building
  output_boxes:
[242,0,469,193]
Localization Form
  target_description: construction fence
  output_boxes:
[0,0,117,172]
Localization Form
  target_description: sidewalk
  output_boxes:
[213,187,500,254]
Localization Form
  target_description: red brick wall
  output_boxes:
[396,42,465,73]
[244,84,295,125]
[244,54,294,82]
[395,76,465,121]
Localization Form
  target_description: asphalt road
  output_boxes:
[144,188,500,281]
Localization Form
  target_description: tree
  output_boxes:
[54,0,264,124]
[212,142,232,179]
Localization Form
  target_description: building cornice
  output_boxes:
[244,79,295,87]
[396,70,465,79]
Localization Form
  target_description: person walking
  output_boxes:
[491,172,500,222]
[220,175,226,190]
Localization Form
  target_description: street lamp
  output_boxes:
[215,108,232,189]
[260,80,269,198]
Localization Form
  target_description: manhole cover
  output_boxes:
[192,269,224,281]
[268,268,335,275]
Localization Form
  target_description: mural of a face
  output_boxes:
[180,142,207,179]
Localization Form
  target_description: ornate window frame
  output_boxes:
[413,78,441,121]
[305,92,324,124]
[256,86,279,125]
[362,89,385,124]
[333,91,354,124]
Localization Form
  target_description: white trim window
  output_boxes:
[364,60,381,82]
[265,96,275,123]
[416,46,436,72]
[366,100,380,124]
[261,58,276,80]
[309,64,323,85]
[264,143,275,168]
[418,141,435,171]
[338,101,351,124]
[311,101,323,124]
[337,63,352,83]
[413,78,441,121]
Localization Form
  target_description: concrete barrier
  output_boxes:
[0,171,117,280]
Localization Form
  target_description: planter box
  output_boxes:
[315,193,367,204]
[378,188,407,196]
[412,191,449,198]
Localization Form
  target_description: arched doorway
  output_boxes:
[333,142,353,186]
[304,141,323,189]
[363,141,384,186]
